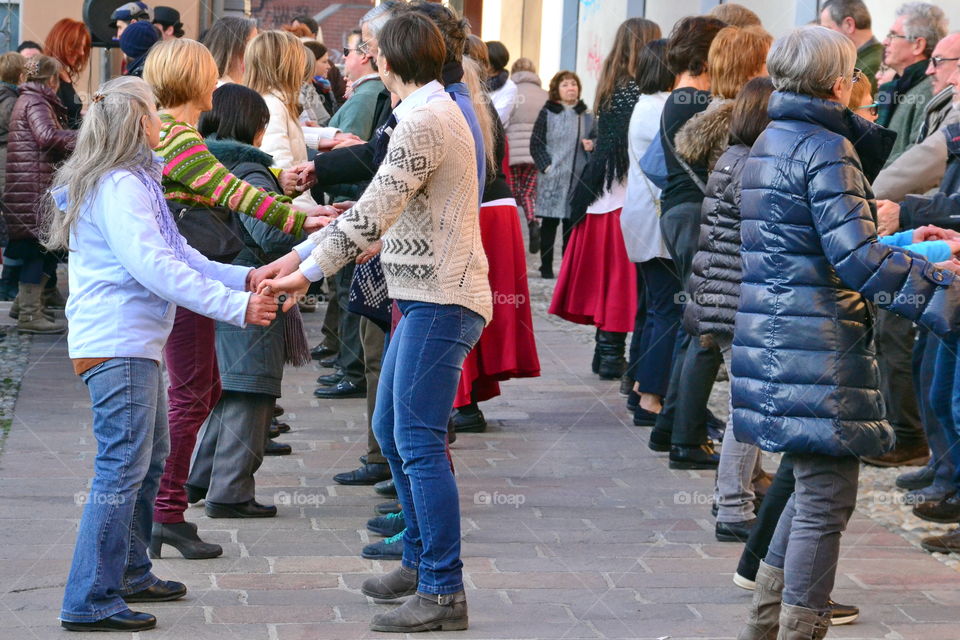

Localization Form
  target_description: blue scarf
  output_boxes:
[132,154,188,261]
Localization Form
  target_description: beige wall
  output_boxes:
[20,0,203,106]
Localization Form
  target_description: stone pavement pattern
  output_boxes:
[1,279,960,639]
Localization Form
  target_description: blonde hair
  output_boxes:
[243,30,306,121]
[708,25,773,99]
[461,56,496,174]
[143,38,217,108]
[45,76,157,251]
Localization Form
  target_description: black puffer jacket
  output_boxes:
[683,143,749,339]
[732,91,960,458]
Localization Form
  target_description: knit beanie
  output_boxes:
[119,20,160,59]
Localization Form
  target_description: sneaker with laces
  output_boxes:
[362,530,404,560]
[367,511,406,537]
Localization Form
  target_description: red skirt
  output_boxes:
[548,208,637,333]
[455,199,541,407]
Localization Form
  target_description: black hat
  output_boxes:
[153,6,184,37]
[110,2,151,29]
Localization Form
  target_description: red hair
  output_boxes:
[44,18,91,77]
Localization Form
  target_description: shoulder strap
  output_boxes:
[660,108,708,194]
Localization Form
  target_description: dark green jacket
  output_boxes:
[857,39,884,94]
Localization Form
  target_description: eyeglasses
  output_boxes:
[856,102,879,117]
[884,31,914,42]
[851,68,863,84]
[931,56,960,68]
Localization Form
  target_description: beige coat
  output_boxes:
[506,71,547,166]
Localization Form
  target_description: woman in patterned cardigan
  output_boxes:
[260,13,490,633]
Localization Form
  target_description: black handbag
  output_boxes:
[171,202,246,263]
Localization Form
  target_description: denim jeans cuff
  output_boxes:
[416,581,464,596]
[401,558,419,572]
[60,599,131,624]
[120,572,159,597]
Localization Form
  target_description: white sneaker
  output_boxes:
[733,572,756,590]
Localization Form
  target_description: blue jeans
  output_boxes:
[917,331,956,490]
[930,337,960,486]
[372,301,484,595]
[61,358,169,622]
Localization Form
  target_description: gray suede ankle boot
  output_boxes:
[369,590,468,633]
[737,561,785,640]
[777,603,830,640]
[361,565,417,600]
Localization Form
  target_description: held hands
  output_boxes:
[292,162,317,190]
[245,293,278,326]
[301,205,339,233]
[318,132,363,152]
[258,271,311,312]
[278,169,302,196]
[876,200,901,236]
[248,251,302,292]
[913,224,960,243]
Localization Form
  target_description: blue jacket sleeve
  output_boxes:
[899,192,960,232]
[807,137,960,336]
[96,173,251,326]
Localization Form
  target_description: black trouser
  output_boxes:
[876,309,926,448]
[539,216,573,272]
[736,455,796,581]
[652,330,723,445]
[334,262,365,385]
[5,238,57,285]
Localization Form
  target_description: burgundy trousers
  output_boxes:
[153,307,222,524]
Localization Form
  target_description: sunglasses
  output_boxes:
[344,40,370,57]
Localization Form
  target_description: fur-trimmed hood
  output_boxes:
[205,136,274,170]
[674,99,734,170]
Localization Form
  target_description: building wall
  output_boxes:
[249,0,373,49]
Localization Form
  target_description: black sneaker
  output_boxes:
[715,518,756,542]
[362,531,404,560]
[896,465,936,490]
[828,600,859,626]
[374,478,398,498]
[375,500,402,515]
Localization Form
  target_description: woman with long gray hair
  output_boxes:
[46,75,276,632]
[733,26,960,639]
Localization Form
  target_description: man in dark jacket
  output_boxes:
[735,28,960,640]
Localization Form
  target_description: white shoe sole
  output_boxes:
[733,573,756,590]
[831,612,859,626]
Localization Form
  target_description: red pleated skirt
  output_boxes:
[548,208,637,333]
[455,200,541,407]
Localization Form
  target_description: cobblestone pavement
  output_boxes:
[1,274,959,640]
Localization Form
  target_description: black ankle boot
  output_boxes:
[591,329,601,374]
[149,521,223,559]
[596,331,627,380]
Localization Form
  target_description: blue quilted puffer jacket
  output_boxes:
[732,91,960,458]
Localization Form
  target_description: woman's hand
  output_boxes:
[582,139,594,152]
[258,271,311,312]
[356,240,382,264]
[331,200,355,212]
[278,169,302,196]
[245,293,279,326]
[876,200,901,236]
[318,132,363,152]
[249,251,301,291]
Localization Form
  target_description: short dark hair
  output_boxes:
[635,39,674,95]
[303,39,327,61]
[401,1,467,64]
[728,76,774,147]
[665,15,726,77]
[198,83,271,146]
[292,15,319,37]
[379,12,446,85]
[16,40,42,53]
[486,40,509,72]
[822,0,872,30]
[547,70,581,102]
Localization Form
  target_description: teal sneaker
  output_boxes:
[367,511,406,537]
[362,530,404,560]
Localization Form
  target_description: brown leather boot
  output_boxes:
[361,565,417,600]
[369,590,467,632]
[777,603,830,640]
